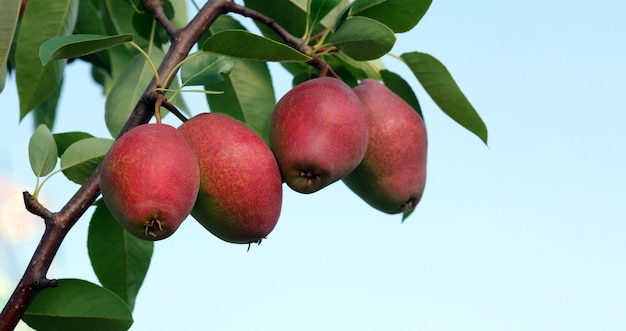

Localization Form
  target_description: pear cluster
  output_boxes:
[100,114,282,245]
[270,77,427,214]
[99,77,427,246]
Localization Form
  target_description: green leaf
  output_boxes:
[105,0,148,46]
[32,78,63,130]
[0,0,20,93]
[402,206,415,222]
[60,137,113,184]
[104,46,134,95]
[325,52,383,83]
[75,0,107,36]
[380,69,422,118]
[88,201,153,311]
[15,0,79,119]
[202,30,311,62]
[350,0,432,33]
[244,0,309,39]
[74,0,112,73]
[22,278,133,331]
[169,0,188,29]
[0,64,6,92]
[180,52,236,86]
[40,34,133,65]
[292,71,320,86]
[105,49,164,138]
[308,0,343,31]
[402,52,488,144]
[53,131,94,157]
[131,5,170,46]
[329,16,395,61]
[206,59,276,142]
[28,124,58,177]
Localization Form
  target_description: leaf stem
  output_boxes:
[386,52,405,63]
[127,41,161,88]
[161,51,206,90]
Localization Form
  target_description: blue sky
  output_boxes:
[1,0,626,330]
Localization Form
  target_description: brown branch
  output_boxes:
[22,192,54,223]
[226,3,340,79]
[142,0,178,39]
[0,1,232,330]
[161,97,189,123]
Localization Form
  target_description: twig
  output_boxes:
[226,3,340,79]
[161,97,189,122]
[142,0,178,39]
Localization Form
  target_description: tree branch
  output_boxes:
[226,3,339,79]
[142,0,178,39]
[0,1,232,330]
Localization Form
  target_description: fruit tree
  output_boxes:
[0,0,487,330]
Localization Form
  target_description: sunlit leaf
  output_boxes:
[28,124,58,178]
[350,0,432,33]
[23,278,133,331]
[180,52,236,86]
[15,0,79,119]
[0,0,20,93]
[307,0,343,31]
[202,30,311,62]
[53,131,94,157]
[40,34,133,65]
[60,137,113,184]
[402,52,487,144]
[206,60,275,142]
[88,201,153,311]
[380,69,422,118]
[244,0,309,39]
[329,16,395,61]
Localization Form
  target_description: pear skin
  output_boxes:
[343,79,427,214]
[179,113,283,244]
[269,77,369,193]
[100,123,200,240]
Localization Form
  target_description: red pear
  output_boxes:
[343,79,427,214]
[178,113,283,244]
[269,77,369,193]
[100,123,200,240]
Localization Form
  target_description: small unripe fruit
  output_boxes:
[100,123,200,240]
[269,77,369,193]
